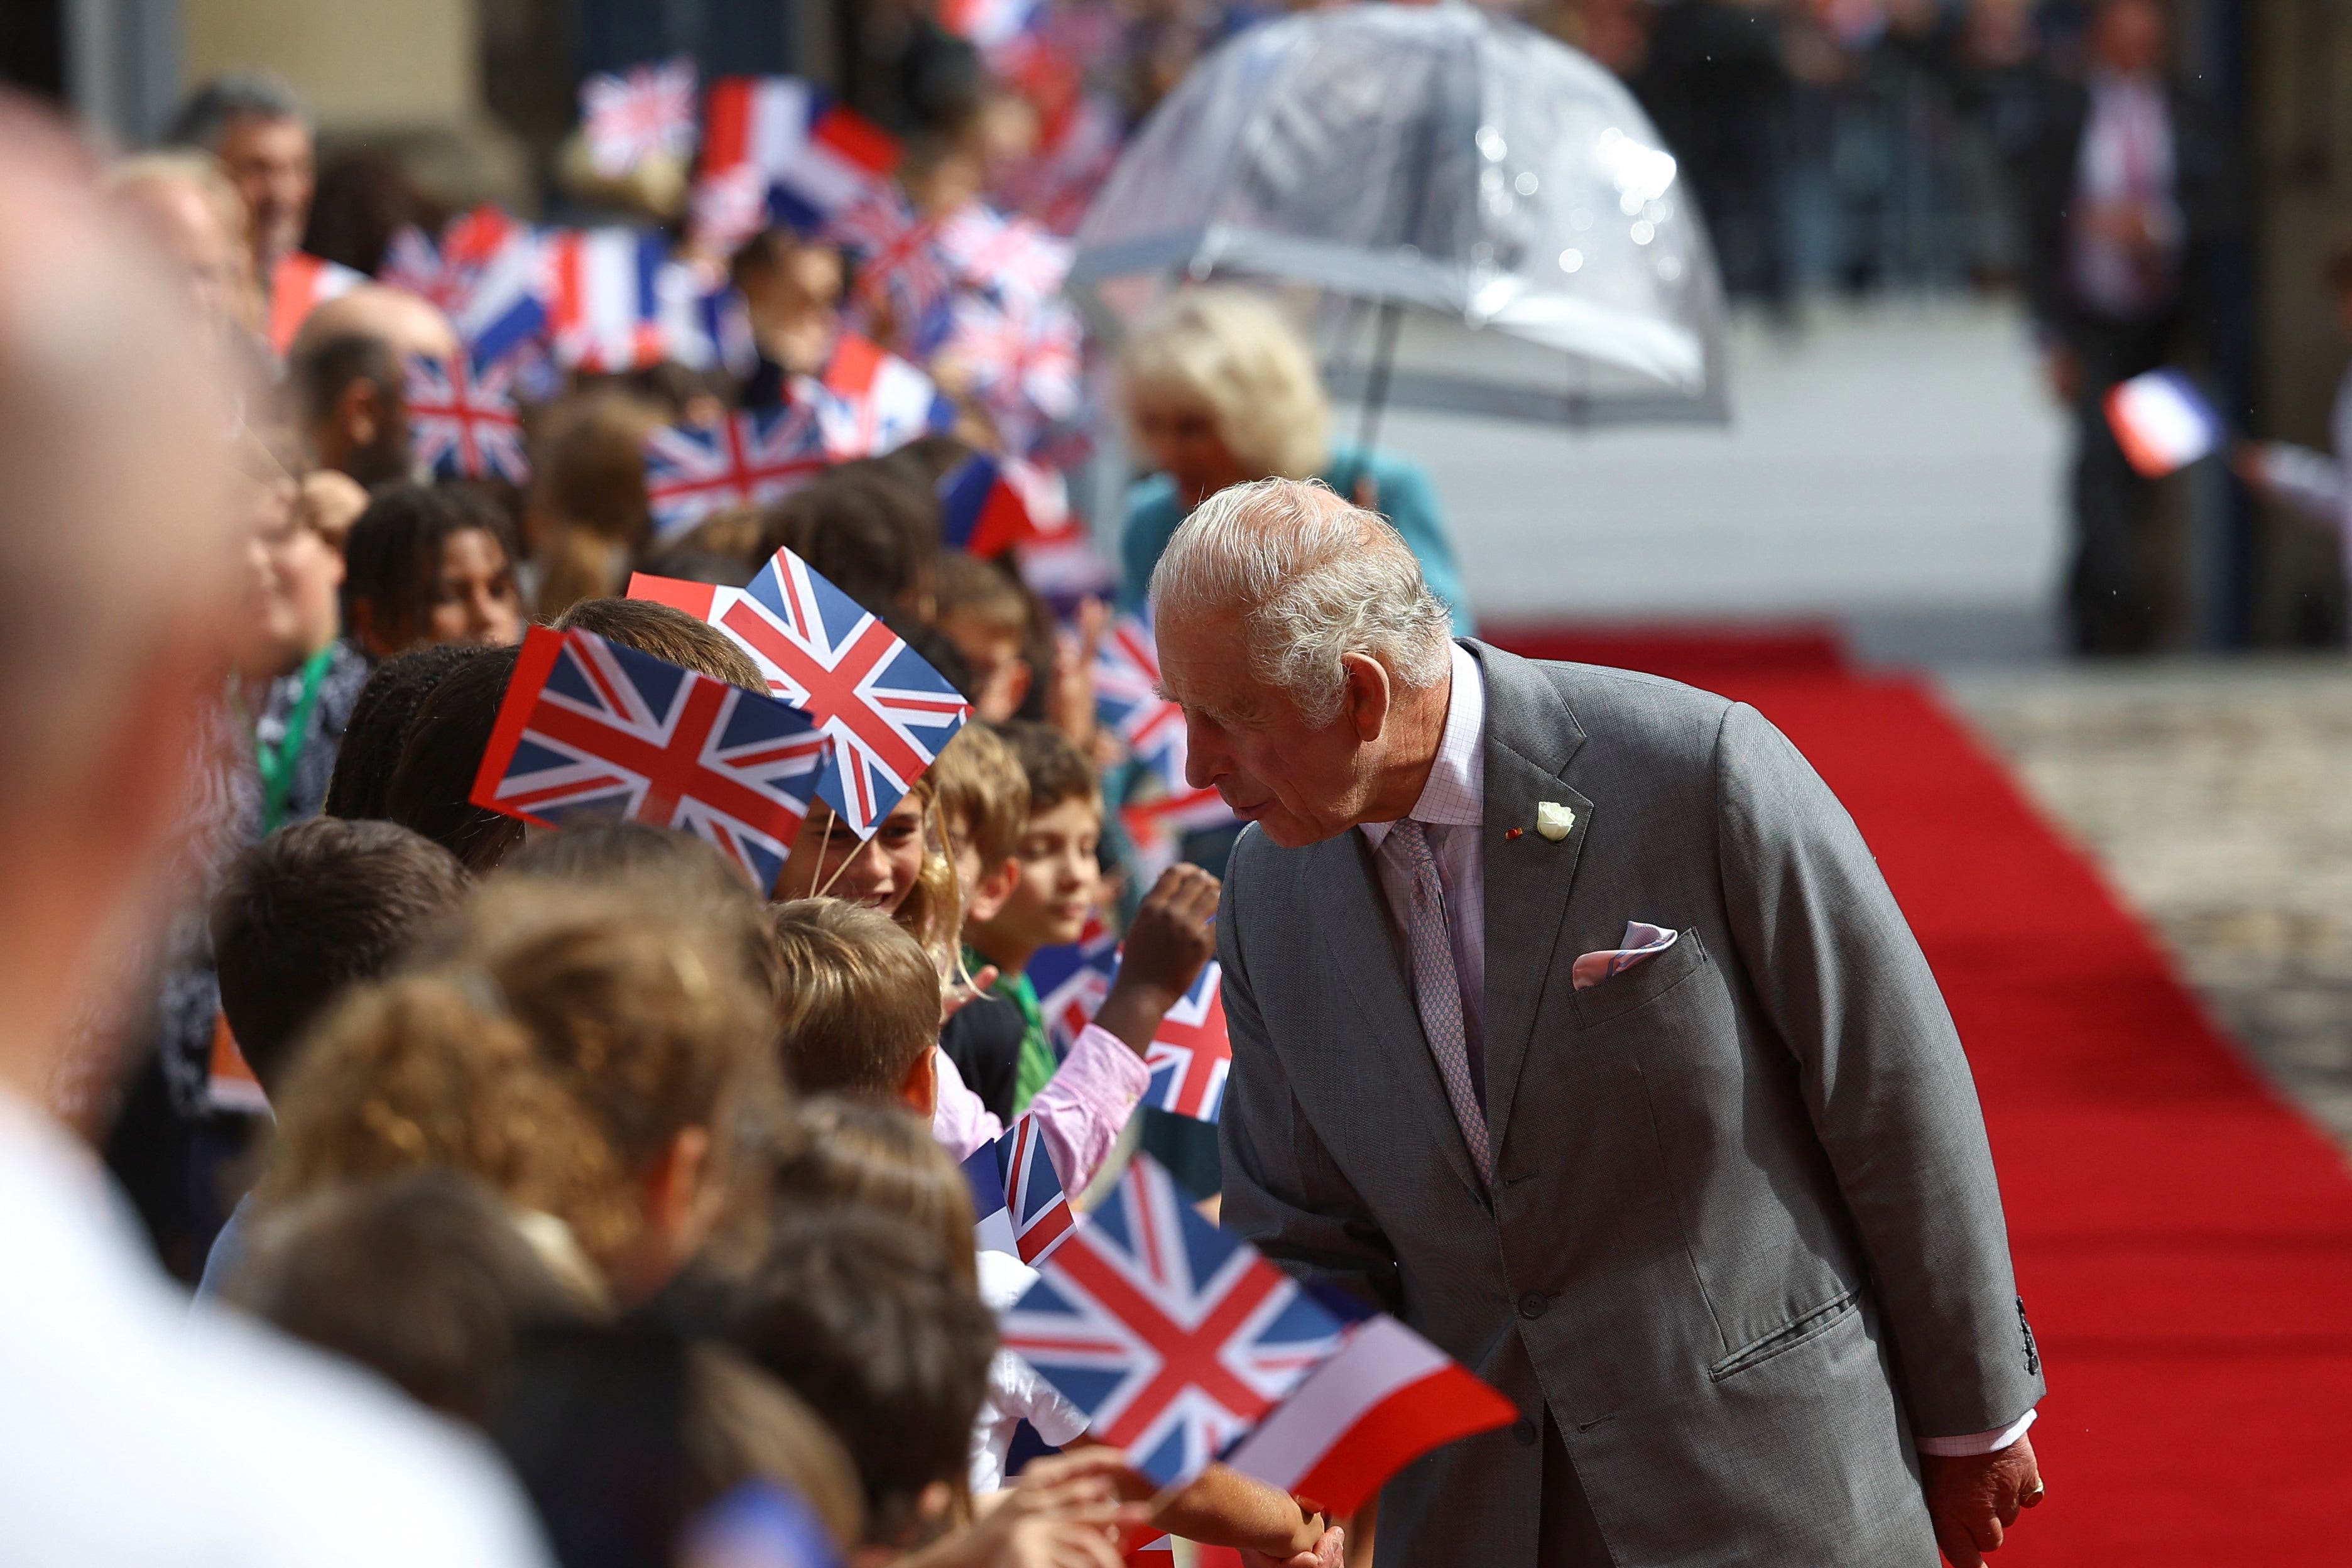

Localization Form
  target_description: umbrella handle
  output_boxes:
[1353,300,1403,482]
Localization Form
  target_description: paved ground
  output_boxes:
[1390,294,2070,662]
[1947,660,2352,1157]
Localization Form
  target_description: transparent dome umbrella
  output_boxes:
[1069,1,1728,442]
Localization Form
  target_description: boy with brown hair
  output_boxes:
[550,596,765,692]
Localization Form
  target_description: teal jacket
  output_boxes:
[1118,442,1476,636]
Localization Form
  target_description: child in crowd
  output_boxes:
[550,596,767,692]
[229,1168,607,1424]
[760,466,943,625]
[383,645,524,871]
[934,553,1040,726]
[928,724,1033,1118]
[324,642,481,819]
[199,815,472,1298]
[965,722,1116,1114]
[340,482,525,660]
[523,388,663,621]
[259,881,787,1305]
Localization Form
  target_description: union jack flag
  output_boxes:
[792,332,955,463]
[1143,962,1231,1124]
[581,55,698,177]
[1094,613,1185,785]
[999,1155,1347,1488]
[939,295,1082,455]
[380,206,547,369]
[1026,915,1121,1059]
[932,203,1071,307]
[405,352,528,484]
[974,1114,1077,1265]
[826,188,954,349]
[469,627,827,895]
[643,404,829,544]
[708,545,971,836]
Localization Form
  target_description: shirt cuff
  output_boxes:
[1916,1408,2036,1458]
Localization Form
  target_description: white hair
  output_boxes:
[1150,477,1452,726]
[1119,289,1330,481]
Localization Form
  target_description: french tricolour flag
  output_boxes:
[796,332,956,462]
[938,452,1069,558]
[702,77,899,234]
[266,251,362,354]
[543,229,668,373]
[1222,1314,1518,1517]
[2104,368,2222,479]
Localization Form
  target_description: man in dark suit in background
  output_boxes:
[2015,0,2237,654]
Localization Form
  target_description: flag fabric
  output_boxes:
[974,1114,1079,1266]
[265,250,362,354]
[1094,614,1186,785]
[678,1479,843,1568]
[702,77,899,234]
[380,206,547,368]
[2103,368,2222,478]
[939,0,1045,55]
[1222,1314,1517,1518]
[998,1154,1348,1489]
[405,352,529,483]
[961,1140,1021,1259]
[629,545,972,836]
[469,626,825,894]
[937,294,1083,455]
[690,162,775,258]
[937,452,1068,558]
[826,188,956,349]
[581,55,699,177]
[541,228,669,371]
[643,405,829,543]
[1026,916,1121,1059]
[1141,962,1231,1124]
[793,332,956,462]
[932,204,1072,308]
[1123,778,1239,886]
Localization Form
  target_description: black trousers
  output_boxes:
[2065,314,2179,655]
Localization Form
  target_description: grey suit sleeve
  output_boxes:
[1215,836,1404,1315]
[1713,702,2045,1440]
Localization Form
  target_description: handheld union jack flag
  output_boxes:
[939,294,1082,456]
[1026,916,1119,1059]
[581,55,698,177]
[793,332,956,462]
[380,206,547,369]
[469,626,825,894]
[1094,614,1185,787]
[629,547,972,836]
[405,352,529,484]
[965,1114,1078,1265]
[1142,962,1231,1124]
[643,405,828,544]
[827,188,954,350]
[999,1154,1348,1489]
[932,203,1071,307]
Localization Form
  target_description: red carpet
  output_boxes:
[1489,631,2352,1564]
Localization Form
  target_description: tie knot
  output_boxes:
[1385,816,1437,873]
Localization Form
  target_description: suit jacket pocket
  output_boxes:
[1572,928,1709,1028]
[1709,1290,1859,1383]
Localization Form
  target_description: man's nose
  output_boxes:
[1182,714,1226,790]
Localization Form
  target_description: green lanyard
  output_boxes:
[256,646,332,834]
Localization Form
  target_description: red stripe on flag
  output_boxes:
[626,572,722,620]
[1285,1364,1516,1519]
[702,77,753,170]
[812,105,901,177]
[470,624,567,810]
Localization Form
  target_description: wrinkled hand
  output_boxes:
[1239,1524,1345,1568]
[1094,864,1220,1055]
[1922,1436,2043,1567]
[932,1451,1148,1568]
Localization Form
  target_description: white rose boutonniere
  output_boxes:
[1536,801,1576,842]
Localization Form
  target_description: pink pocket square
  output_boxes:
[1571,922,1679,990]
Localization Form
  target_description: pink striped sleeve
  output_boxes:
[1028,1024,1151,1192]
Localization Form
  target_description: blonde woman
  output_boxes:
[1118,288,1474,634]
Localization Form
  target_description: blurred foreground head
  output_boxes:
[0,102,244,1113]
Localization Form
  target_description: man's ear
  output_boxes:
[338,377,383,451]
[1340,651,1395,741]
[964,856,1021,927]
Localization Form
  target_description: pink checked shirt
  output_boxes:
[932,1022,1148,1193]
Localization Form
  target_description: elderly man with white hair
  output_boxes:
[0,104,546,1568]
[1154,479,2047,1568]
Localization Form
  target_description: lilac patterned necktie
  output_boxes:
[1383,818,1493,1185]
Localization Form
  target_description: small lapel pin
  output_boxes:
[1504,826,1523,841]
[1536,801,1576,842]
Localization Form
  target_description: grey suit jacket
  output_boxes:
[1216,643,2044,1567]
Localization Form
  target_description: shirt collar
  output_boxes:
[1361,641,1484,848]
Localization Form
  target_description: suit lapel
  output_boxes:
[1309,829,1486,1203]
[1467,643,1591,1164]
